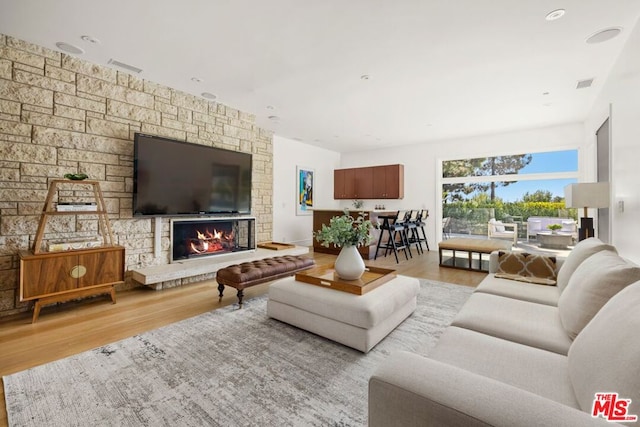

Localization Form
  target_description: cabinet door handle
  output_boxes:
[70,265,87,279]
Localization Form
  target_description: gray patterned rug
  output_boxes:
[3,279,473,427]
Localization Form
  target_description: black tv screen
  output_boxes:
[133,133,252,216]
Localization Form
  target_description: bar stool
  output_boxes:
[374,211,411,263]
[412,209,430,251]
[404,210,423,255]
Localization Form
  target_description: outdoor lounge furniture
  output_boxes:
[487,218,517,245]
[527,217,577,241]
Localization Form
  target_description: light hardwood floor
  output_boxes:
[0,248,486,426]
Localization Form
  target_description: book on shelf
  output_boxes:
[56,202,98,212]
[47,238,103,252]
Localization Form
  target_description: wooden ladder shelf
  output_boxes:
[32,180,115,254]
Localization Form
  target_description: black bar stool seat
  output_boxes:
[374,211,411,263]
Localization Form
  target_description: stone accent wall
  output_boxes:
[0,34,273,317]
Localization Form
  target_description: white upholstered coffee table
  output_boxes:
[267,275,420,353]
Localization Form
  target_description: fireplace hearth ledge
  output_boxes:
[131,246,309,287]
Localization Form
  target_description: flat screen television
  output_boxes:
[133,133,252,216]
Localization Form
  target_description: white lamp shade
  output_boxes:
[564,183,610,209]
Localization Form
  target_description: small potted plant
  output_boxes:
[314,210,374,280]
[547,224,562,234]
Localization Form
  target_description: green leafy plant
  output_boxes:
[314,210,374,248]
[547,223,562,231]
[64,173,88,181]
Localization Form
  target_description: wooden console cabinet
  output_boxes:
[19,246,125,322]
[334,164,403,199]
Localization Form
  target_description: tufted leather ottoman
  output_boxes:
[216,255,315,307]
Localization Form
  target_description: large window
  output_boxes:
[441,150,578,239]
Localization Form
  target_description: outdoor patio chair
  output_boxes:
[487,218,517,246]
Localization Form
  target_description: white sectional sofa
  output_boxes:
[369,238,640,426]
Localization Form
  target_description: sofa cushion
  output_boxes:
[558,250,640,339]
[556,238,616,292]
[430,326,580,408]
[568,281,640,413]
[474,275,560,306]
[451,292,572,355]
[495,251,557,285]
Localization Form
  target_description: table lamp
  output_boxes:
[564,183,610,240]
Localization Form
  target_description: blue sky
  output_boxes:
[481,150,578,202]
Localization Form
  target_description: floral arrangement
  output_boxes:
[547,224,562,231]
[314,210,374,248]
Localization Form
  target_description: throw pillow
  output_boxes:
[568,281,640,412]
[495,251,557,285]
[561,220,576,233]
[494,221,506,233]
[558,250,640,340]
[556,237,616,292]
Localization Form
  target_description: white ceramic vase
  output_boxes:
[334,245,365,280]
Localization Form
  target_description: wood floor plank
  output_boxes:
[0,247,485,426]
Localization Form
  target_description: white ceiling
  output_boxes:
[2,1,640,152]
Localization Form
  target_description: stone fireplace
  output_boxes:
[171,217,255,262]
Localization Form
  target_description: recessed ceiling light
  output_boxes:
[266,105,275,110]
[55,42,84,55]
[80,35,100,44]
[586,27,622,44]
[360,75,370,80]
[201,92,217,100]
[268,115,280,121]
[542,91,550,95]
[545,9,565,21]
[191,77,203,83]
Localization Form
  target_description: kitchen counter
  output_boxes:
[312,209,395,259]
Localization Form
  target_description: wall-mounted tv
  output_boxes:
[133,133,252,216]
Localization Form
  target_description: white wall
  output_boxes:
[273,19,640,262]
[584,17,640,263]
[340,123,587,247]
[273,136,341,246]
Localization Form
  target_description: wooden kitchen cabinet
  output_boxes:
[372,164,404,199]
[354,167,374,199]
[334,164,403,199]
[334,168,356,199]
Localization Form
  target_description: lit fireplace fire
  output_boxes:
[188,228,235,255]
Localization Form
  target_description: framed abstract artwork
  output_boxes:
[296,166,314,215]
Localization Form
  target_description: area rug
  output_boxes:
[3,279,473,427]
